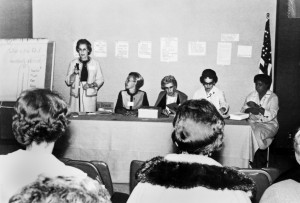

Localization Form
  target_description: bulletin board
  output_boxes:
[0,39,55,101]
[32,0,277,112]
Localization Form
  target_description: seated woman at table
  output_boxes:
[0,89,97,203]
[193,69,229,116]
[115,72,149,116]
[127,99,255,203]
[241,74,279,168]
[154,75,187,117]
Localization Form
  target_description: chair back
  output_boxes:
[65,159,129,203]
[90,160,114,196]
[261,167,281,184]
[59,157,71,164]
[130,160,144,193]
[238,169,272,203]
[91,160,129,203]
[65,159,103,184]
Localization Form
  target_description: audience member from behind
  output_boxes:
[0,89,88,203]
[154,75,187,117]
[115,72,149,116]
[241,74,279,168]
[9,175,111,203]
[260,128,300,203]
[127,99,255,203]
[273,127,300,183]
[193,69,229,116]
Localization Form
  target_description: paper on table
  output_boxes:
[229,112,249,120]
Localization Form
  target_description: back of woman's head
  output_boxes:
[12,89,69,146]
[9,175,111,203]
[294,128,300,164]
[172,99,225,155]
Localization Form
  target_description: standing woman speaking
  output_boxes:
[65,39,104,112]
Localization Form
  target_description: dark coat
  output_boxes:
[136,156,256,202]
[154,90,187,109]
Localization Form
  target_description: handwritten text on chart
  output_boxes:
[0,39,48,101]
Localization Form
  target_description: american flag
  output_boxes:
[259,15,272,76]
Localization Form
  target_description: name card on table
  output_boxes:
[138,107,160,119]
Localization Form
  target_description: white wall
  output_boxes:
[32,0,276,112]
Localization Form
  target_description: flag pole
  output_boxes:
[266,13,274,90]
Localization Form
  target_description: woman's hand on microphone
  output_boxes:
[83,83,89,90]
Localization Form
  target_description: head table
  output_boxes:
[53,113,258,183]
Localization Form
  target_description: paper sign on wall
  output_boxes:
[188,41,206,56]
[138,41,152,59]
[217,42,232,65]
[160,37,178,62]
[94,40,107,57]
[115,41,129,58]
[237,45,252,57]
[221,34,240,42]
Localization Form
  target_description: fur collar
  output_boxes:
[137,156,255,197]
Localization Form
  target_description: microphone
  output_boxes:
[74,63,80,75]
[75,63,79,71]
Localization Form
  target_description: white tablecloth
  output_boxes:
[54,116,257,183]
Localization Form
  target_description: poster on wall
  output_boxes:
[115,41,129,58]
[237,45,252,57]
[160,37,178,62]
[138,41,152,59]
[221,34,240,42]
[217,42,232,65]
[94,40,107,57]
[188,41,206,56]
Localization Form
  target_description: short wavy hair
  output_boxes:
[161,75,177,90]
[9,175,111,203]
[200,69,218,84]
[12,89,69,146]
[294,128,300,155]
[172,99,225,155]
[76,39,92,55]
[254,74,272,89]
[128,72,144,90]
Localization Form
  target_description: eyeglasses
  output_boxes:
[78,48,88,52]
[126,79,136,83]
[164,86,174,90]
[202,82,214,86]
